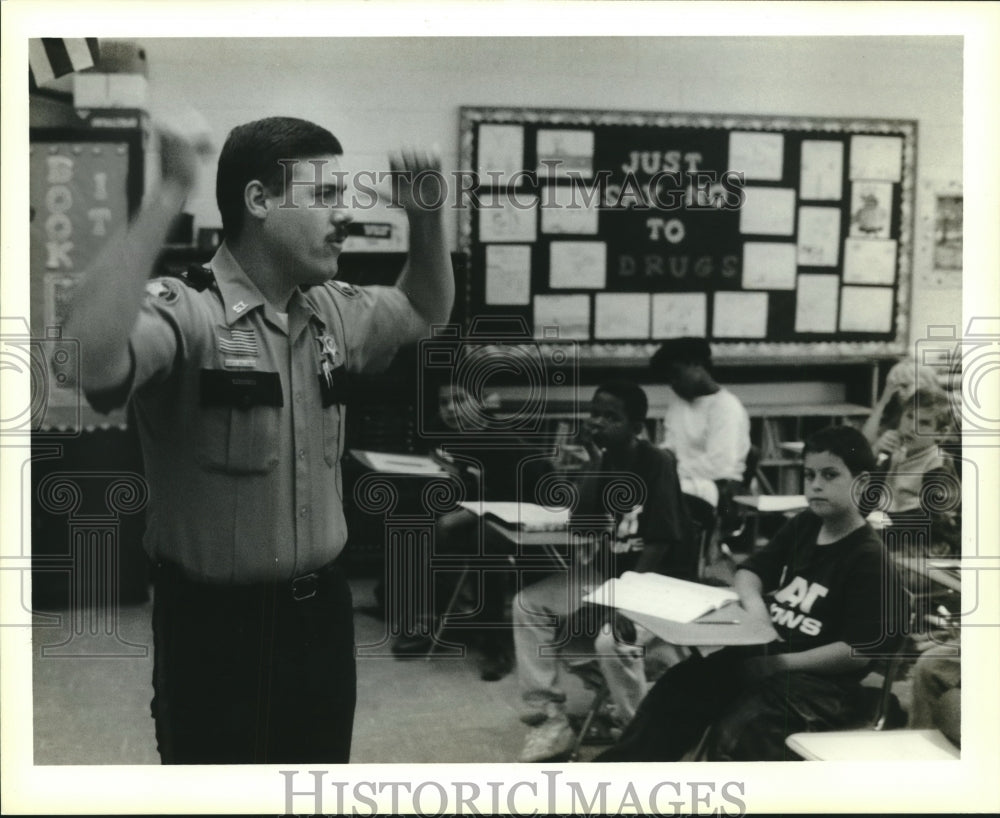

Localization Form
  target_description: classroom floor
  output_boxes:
[31,573,913,766]
[30,577,601,766]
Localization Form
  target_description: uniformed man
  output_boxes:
[63,116,454,764]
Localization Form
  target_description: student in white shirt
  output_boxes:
[651,337,751,509]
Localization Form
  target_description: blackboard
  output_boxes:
[458,107,917,363]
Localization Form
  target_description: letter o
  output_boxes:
[45,212,73,241]
[663,218,685,244]
[46,185,73,214]
[412,781,447,817]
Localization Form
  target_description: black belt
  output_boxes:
[155,559,340,602]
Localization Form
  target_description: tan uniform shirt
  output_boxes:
[104,242,427,583]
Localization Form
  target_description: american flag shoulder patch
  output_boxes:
[217,328,258,357]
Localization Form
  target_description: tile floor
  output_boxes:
[30,577,599,765]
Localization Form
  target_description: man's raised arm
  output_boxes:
[390,149,454,325]
[63,128,209,393]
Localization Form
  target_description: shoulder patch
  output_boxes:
[331,280,360,298]
[145,278,180,305]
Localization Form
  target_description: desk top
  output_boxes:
[350,449,446,475]
[748,402,870,418]
[626,605,779,647]
[734,494,808,513]
[785,728,960,761]
[893,555,962,593]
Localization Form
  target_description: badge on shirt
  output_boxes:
[218,327,259,369]
[145,278,179,305]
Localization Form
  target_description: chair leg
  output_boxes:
[873,650,906,730]
[427,565,470,659]
[569,685,609,761]
[683,725,713,760]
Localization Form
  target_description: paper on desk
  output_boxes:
[583,571,739,623]
[351,450,444,475]
[735,494,808,512]
[459,501,570,531]
[626,608,779,647]
[583,572,779,647]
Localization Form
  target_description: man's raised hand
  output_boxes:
[157,112,214,192]
[389,147,446,214]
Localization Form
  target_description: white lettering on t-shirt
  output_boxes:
[771,575,830,636]
[772,576,829,613]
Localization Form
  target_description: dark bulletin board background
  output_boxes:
[458,107,917,364]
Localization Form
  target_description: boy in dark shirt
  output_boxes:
[515,381,696,761]
[598,425,908,762]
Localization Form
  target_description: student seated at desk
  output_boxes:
[650,337,751,512]
[597,425,907,762]
[908,635,960,747]
[391,382,552,681]
[514,381,696,762]
[862,356,946,449]
[873,387,960,555]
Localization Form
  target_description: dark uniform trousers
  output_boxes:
[151,560,356,764]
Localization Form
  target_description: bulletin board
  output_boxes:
[457,107,917,363]
[28,127,145,432]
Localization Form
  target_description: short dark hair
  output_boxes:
[650,337,713,376]
[594,380,648,425]
[215,117,343,238]
[803,425,877,476]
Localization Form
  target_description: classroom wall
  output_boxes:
[138,36,964,350]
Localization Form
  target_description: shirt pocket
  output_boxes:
[322,404,344,471]
[319,366,349,470]
[196,369,282,474]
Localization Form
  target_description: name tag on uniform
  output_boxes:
[200,369,284,408]
[224,358,258,369]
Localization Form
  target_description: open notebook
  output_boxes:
[734,494,808,513]
[458,501,570,532]
[583,571,739,623]
[350,449,445,475]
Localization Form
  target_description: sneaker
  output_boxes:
[390,632,434,656]
[519,707,548,727]
[478,649,513,681]
[518,711,577,762]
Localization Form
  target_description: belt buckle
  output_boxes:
[291,572,319,601]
